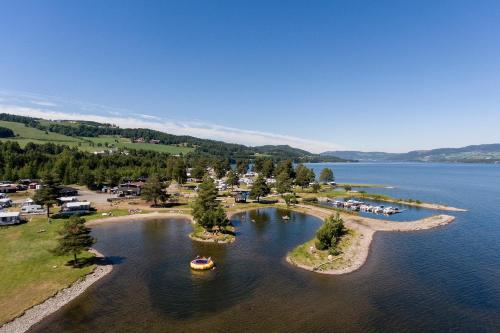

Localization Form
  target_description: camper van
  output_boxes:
[0,198,12,208]
[21,204,45,214]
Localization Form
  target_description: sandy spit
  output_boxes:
[286,205,456,275]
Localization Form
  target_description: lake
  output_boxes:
[30,163,500,332]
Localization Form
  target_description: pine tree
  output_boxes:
[276,171,292,194]
[192,178,229,231]
[53,215,96,265]
[295,164,315,188]
[141,174,164,206]
[250,175,270,202]
[226,170,239,188]
[33,172,60,221]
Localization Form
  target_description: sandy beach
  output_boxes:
[0,249,113,333]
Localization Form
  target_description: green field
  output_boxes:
[0,217,95,324]
[0,121,193,155]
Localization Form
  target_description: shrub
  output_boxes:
[315,213,346,252]
[0,126,14,138]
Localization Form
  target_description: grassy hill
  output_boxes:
[0,120,193,155]
[0,113,348,162]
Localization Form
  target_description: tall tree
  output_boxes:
[295,164,315,188]
[236,160,249,175]
[53,215,96,265]
[250,175,271,202]
[276,171,293,194]
[172,158,187,184]
[33,172,60,221]
[275,160,295,179]
[192,178,229,231]
[213,159,230,179]
[319,168,335,183]
[226,170,239,189]
[253,157,266,173]
[190,165,206,179]
[141,174,164,206]
[260,159,275,178]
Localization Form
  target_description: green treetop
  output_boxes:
[276,171,293,194]
[53,215,96,266]
[295,164,315,188]
[319,167,335,183]
[236,160,249,175]
[33,172,60,221]
[141,174,165,206]
[315,213,347,255]
[192,177,229,231]
[250,175,271,202]
[275,160,295,179]
[226,170,239,188]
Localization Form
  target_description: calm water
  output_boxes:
[31,163,500,332]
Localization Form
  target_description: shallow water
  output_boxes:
[31,163,500,332]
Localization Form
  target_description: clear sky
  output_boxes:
[1,0,499,153]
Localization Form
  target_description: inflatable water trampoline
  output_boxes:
[190,257,214,270]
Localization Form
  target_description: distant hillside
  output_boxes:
[322,144,500,163]
[321,151,398,162]
[0,113,348,162]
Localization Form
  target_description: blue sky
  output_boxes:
[0,1,499,153]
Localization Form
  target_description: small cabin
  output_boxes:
[58,187,78,197]
[233,189,250,203]
[0,212,21,226]
[117,182,143,196]
[61,201,91,215]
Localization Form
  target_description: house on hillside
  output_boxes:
[149,139,160,144]
[133,137,145,143]
[0,212,21,226]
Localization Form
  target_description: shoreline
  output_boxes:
[0,204,458,329]
[286,204,456,275]
[0,249,113,333]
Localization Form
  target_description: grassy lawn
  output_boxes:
[0,120,84,145]
[83,208,134,221]
[0,217,95,325]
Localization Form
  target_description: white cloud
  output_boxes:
[0,96,342,153]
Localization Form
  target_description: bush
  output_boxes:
[315,213,346,252]
[302,197,318,203]
[0,126,14,138]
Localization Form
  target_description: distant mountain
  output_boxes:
[322,144,500,163]
[320,151,398,162]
